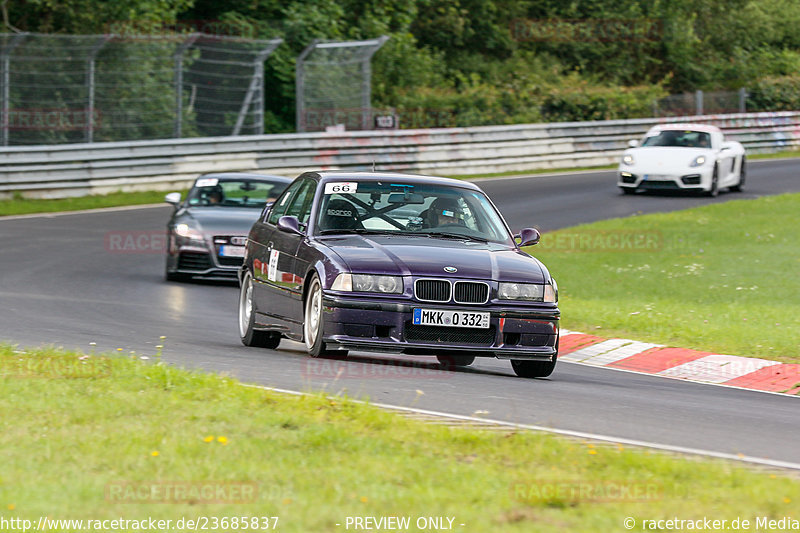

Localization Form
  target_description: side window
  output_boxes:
[267,180,304,225]
[284,180,316,227]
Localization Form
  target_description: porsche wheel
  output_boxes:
[304,273,347,359]
[706,164,719,197]
[436,354,476,368]
[730,156,745,192]
[511,356,557,378]
[239,271,281,348]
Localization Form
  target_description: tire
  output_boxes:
[511,356,557,378]
[239,271,281,348]
[165,269,188,282]
[730,156,745,192]
[620,187,635,195]
[705,164,719,197]
[436,354,476,368]
[304,273,347,359]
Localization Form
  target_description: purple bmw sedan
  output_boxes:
[238,171,560,378]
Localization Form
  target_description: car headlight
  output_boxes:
[174,223,205,241]
[622,154,635,166]
[331,273,402,294]
[690,155,707,167]
[498,282,544,301]
[544,278,558,303]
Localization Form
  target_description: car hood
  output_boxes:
[624,147,714,173]
[320,235,545,283]
[175,207,262,235]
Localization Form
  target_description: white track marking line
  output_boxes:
[242,382,800,471]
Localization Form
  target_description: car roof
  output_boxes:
[196,172,292,183]
[306,170,483,192]
[647,123,721,134]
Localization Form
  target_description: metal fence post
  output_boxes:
[739,88,747,113]
[232,40,281,136]
[695,90,703,116]
[1,33,28,146]
[295,40,318,133]
[86,35,111,143]
[174,34,199,138]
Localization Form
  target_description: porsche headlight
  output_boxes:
[690,155,707,167]
[332,273,402,294]
[498,282,544,301]
[174,223,204,241]
[622,154,635,166]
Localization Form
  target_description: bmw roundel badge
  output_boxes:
[444,266,458,273]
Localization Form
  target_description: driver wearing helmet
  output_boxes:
[425,196,465,228]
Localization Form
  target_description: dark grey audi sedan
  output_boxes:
[238,171,560,378]
[164,172,291,281]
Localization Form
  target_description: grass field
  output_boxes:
[1,345,798,532]
[0,190,179,217]
[528,193,800,363]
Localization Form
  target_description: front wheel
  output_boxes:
[239,271,281,348]
[511,356,557,378]
[730,156,746,192]
[705,164,719,197]
[304,273,347,359]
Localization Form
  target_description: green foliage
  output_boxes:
[8,0,800,133]
[748,75,800,112]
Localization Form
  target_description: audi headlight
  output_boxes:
[622,154,635,166]
[498,282,544,301]
[331,273,402,294]
[690,155,707,167]
[174,223,204,242]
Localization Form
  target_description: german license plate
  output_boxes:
[219,245,245,257]
[412,308,490,329]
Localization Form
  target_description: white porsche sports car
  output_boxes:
[618,124,746,196]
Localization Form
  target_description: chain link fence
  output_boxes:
[295,37,389,133]
[0,32,281,145]
[653,89,748,117]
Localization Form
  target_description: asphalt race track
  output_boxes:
[2,159,799,465]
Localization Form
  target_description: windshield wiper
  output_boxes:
[424,231,488,243]
[319,228,422,236]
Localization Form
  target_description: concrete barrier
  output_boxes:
[2,111,799,198]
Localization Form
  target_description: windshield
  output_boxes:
[315,181,513,245]
[186,177,288,208]
[641,130,711,148]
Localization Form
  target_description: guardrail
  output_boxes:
[2,111,799,198]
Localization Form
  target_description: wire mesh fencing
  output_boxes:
[0,32,281,145]
[653,89,747,117]
[296,37,389,132]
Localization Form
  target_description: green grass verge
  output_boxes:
[0,190,181,217]
[1,345,798,532]
[527,193,800,363]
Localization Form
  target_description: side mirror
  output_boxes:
[516,227,540,247]
[277,215,303,235]
[627,139,639,148]
[165,192,181,206]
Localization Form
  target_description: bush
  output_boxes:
[747,76,800,112]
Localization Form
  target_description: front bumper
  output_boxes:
[321,294,559,361]
[617,168,712,191]
[167,243,242,279]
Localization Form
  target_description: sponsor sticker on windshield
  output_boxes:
[195,178,219,187]
[324,182,358,195]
